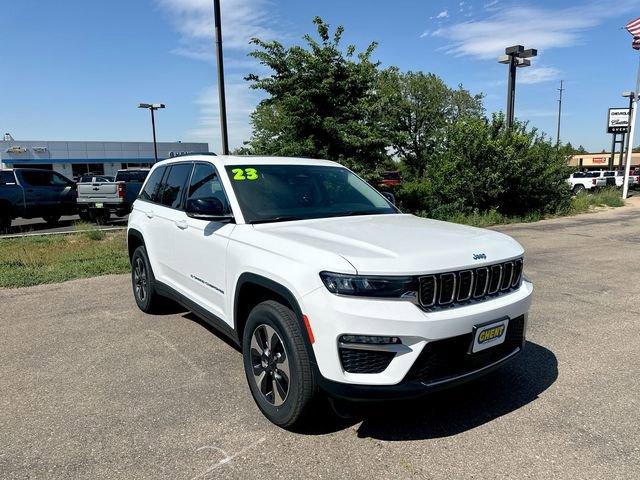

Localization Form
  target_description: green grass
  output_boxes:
[441,187,626,228]
[0,231,129,288]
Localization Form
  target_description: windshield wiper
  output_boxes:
[338,210,387,217]
[251,216,305,225]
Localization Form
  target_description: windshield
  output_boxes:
[225,164,397,224]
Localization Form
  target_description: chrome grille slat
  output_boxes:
[418,258,523,310]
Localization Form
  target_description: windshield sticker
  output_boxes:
[232,168,259,181]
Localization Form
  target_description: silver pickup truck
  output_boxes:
[77,169,149,223]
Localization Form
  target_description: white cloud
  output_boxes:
[185,80,260,151]
[156,0,277,57]
[436,10,449,19]
[519,66,561,84]
[419,30,431,38]
[433,0,640,59]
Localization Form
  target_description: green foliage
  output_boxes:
[396,114,575,218]
[244,17,389,179]
[378,68,484,177]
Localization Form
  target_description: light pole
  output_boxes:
[213,0,229,155]
[622,90,637,199]
[138,103,165,163]
[556,80,565,146]
[498,45,538,129]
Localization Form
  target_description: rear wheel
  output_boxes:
[91,209,110,225]
[242,300,319,429]
[43,214,61,225]
[131,245,165,313]
[0,212,11,234]
[78,210,91,222]
[572,184,585,194]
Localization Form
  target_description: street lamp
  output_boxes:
[138,103,165,163]
[622,91,636,198]
[213,0,229,155]
[498,45,537,129]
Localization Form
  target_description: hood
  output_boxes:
[253,214,523,275]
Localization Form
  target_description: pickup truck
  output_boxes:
[602,170,635,188]
[77,169,149,223]
[0,168,77,232]
[567,171,607,193]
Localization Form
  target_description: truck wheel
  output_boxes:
[131,246,165,314]
[43,214,61,225]
[92,210,110,225]
[78,210,91,222]
[0,213,11,234]
[572,184,585,195]
[242,300,319,429]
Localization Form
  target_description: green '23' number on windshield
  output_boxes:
[232,168,259,181]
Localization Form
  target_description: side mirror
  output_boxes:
[185,197,234,222]
[381,191,396,205]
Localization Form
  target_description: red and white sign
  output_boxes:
[592,157,606,164]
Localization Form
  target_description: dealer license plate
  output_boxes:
[470,318,509,353]
[94,203,104,208]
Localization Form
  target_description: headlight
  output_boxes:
[319,271,416,298]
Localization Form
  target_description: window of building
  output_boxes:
[72,163,105,178]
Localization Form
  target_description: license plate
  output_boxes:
[94,203,104,208]
[470,318,509,353]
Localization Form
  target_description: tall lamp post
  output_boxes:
[213,0,229,155]
[138,103,165,163]
[622,91,637,199]
[498,45,538,129]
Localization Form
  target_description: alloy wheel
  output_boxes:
[133,257,147,303]
[250,324,291,406]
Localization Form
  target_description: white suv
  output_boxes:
[127,155,533,428]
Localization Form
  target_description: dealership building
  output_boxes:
[569,152,640,171]
[0,135,209,179]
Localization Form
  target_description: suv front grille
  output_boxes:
[419,258,522,309]
[404,315,525,384]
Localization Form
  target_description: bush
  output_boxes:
[396,114,574,219]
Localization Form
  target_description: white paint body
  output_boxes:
[128,155,533,386]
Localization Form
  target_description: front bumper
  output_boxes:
[301,280,533,394]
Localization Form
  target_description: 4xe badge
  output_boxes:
[473,253,487,260]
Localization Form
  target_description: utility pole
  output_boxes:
[213,0,229,155]
[138,103,165,163]
[556,80,564,146]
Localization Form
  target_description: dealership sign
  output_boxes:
[607,108,630,133]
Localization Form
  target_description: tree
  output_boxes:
[244,17,390,177]
[378,69,484,177]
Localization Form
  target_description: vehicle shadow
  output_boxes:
[350,341,557,440]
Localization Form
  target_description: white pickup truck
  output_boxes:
[567,171,607,193]
[77,169,149,223]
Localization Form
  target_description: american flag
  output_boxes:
[626,17,640,49]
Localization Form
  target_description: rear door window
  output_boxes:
[158,163,193,209]
[139,166,166,203]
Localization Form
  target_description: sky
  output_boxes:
[2,0,640,153]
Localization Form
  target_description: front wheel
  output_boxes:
[242,300,319,429]
[43,214,61,225]
[0,212,11,234]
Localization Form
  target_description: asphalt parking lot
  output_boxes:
[1,205,639,479]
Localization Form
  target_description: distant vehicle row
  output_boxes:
[567,170,637,194]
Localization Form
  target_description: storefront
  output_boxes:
[0,136,209,180]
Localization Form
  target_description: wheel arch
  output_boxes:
[234,273,317,364]
[127,228,145,263]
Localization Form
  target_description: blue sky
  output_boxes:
[3,0,640,153]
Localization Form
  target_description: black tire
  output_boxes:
[131,245,165,314]
[78,210,92,222]
[43,214,61,225]
[242,300,319,428]
[0,212,11,234]
[92,209,110,225]
[572,184,585,195]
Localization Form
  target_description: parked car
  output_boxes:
[127,155,533,428]
[77,168,149,223]
[0,168,76,232]
[602,170,634,188]
[379,171,402,188]
[567,171,606,193]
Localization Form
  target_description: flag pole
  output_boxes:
[622,54,640,199]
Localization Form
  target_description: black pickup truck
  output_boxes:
[0,168,77,232]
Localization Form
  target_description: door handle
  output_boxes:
[145,211,154,219]
[175,219,188,230]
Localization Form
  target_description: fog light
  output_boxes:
[339,335,401,345]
